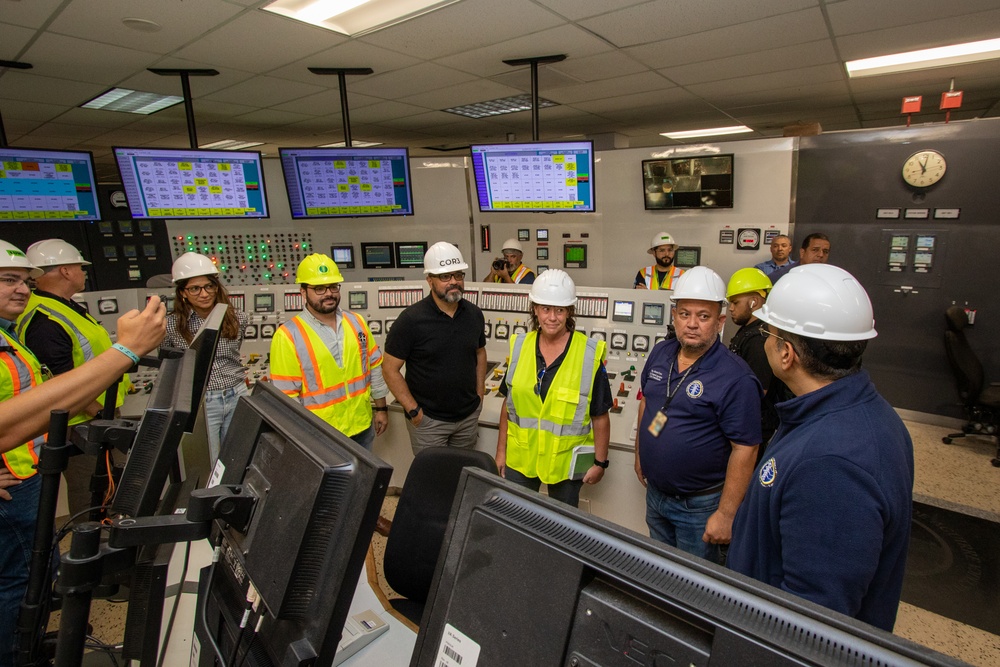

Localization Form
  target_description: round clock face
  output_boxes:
[902,150,946,188]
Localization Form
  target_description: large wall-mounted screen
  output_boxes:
[642,154,733,209]
[0,147,101,222]
[279,147,414,218]
[470,141,595,213]
[113,147,269,220]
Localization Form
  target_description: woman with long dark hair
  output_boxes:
[163,252,248,465]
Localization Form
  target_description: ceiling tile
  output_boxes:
[201,75,326,107]
[826,0,1000,36]
[659,40,838,87]
[20,33,160,86]
[399,80,524,110]
[268,41,422,86]
[835,8,1000,60]
[346,62,478,99]
[546,72,676,105]
[688,64,846,98]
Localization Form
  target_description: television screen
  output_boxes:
[361,242,395,269]
[0,147,101,222]
[113,147,269,220]
[642,154,733,209]
[394,241,428,268]
[413,469,958,667]
[470,141,595,213]
[279,146,414,218]
[331,243,355,269]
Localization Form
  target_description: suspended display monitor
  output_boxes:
[279,146,414,218]
[113,147,269,220]
[0,146,102,222]
[470,141,595,213]
[642,154,733,210]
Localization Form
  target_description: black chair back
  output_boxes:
[944,305,984,406]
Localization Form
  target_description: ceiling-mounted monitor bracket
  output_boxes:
[309,67,375,148]
[148,68,220,149]
[502,54,566,141]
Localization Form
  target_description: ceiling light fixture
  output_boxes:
[80,88,183,114]
[660,126,752,140]
[121,18,163,33]
[200,140,265,150]
[262,0,462,37]
[443,94,558,119]
[846,37,1000,78]
[318,140,383,147]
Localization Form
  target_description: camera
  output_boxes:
[493,259,506,271]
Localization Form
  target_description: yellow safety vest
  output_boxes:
[17,293,130,425]
[269,311,382,438]
[493,264,533,284]
[0,329,45,478]
[642,265,684,290]
[505,331,606,485]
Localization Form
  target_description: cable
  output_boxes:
[83,634,123,667]
[155,539,192,667]
[196,540,232,666]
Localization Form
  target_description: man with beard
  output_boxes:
[482,238,535,284]
[754,234,795,276]
[270,253,388,450]
[383,242,487,454]
[726,268,786,455]
[634,231,685,290]
[634,266,761,563]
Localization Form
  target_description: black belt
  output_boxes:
[661,483,725,499]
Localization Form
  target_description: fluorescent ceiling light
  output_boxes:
[847,38,1000,78]
[661,126,752,140]
[443,94,558,119]
[81,88,183,115]
[200,140,264,150]
[318,140,383,147]
[262,0,461,37]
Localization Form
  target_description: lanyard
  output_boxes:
[659,354,702,414]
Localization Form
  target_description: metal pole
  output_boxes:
[308,68,374,148]
[180,72,198,149]
[502,55,565,141]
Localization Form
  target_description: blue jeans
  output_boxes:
[0,474,41,667]
[350,422,375,451]
[645,483,722,564]
[504,466,583,508]
[204,383,249,465]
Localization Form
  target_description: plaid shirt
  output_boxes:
[163,309,248,391]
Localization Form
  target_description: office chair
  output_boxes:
[942,305,1000,466]
[380,447,498,625]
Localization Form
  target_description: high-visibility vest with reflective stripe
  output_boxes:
[492,264,532,284]
[505,330,606,485]
[642,265,684,290]
[269,311,381,438]
[16,293,130,425]
[0,329,44,478]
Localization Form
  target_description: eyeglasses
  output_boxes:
[0,276,31,289]
[306,284,341,295]
[534,366,547,395]
[432,272,465,283]
[761,328,789,345]
[183,283,218,295]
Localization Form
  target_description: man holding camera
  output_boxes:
[483,238,535,284]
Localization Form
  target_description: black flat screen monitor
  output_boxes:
[193,381,392,667]
[330,243,355,269]
[643,154,733,209]
[413,469,960,667]
[470,141,595,212]
[0,146,101,222]
[279,146,414,218]
[113,147,269,220]
[394,241,427,269]
[361,242,395,269]
[111,304,225,518]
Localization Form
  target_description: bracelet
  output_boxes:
[373,406,388,412]
[111,343,140,365]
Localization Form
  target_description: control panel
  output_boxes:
[169,232,317,286]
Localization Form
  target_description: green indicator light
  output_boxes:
[221,265,227,271]
[277,263,284,269]
[260,244,266,250]
[264,273,271,280]
[262,254,268,260]
[186,235,193,240]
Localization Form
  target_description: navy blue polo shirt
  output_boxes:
[638,338,762,495]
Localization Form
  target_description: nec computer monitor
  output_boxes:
[279,146,414,218]
[642,154,733,210]
[113,147,269,220]
[470,141,595,213]
[413,468,959,667]
[193,381,392,667]
[111,304,225,518]
[0,146,101,222]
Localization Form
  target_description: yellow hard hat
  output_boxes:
[726,267,772,299]
[296,253,344,285]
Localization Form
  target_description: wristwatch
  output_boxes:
[593,458,609,469]
[406,407,420,421]
[373,406,388,412]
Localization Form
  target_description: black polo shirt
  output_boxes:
[23,290,92,375]
[385,294,486,422]
[728,318,787,442]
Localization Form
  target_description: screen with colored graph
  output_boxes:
[113,147,269,220]
[279,146,414,218]
[470,141,594,213]
[0,147,101,222]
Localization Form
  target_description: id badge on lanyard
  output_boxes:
[647,410,667,436]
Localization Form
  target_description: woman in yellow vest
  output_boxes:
[495,269,612,507]
[164,253,249,465]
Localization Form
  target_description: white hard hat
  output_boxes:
[171,252,219,283]
[501,238,523,253]
[530,269,577,307]
[26,239,91,268]
[754,264,877,341]
[0,240,43,278]
[423,242,469,274]
[648,231,678,254]
[670,266,726,303]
